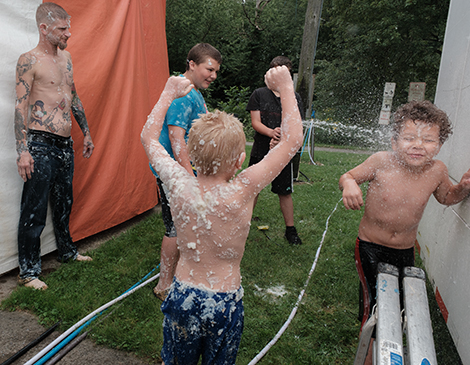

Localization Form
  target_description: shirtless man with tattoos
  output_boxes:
[14,2,94,290]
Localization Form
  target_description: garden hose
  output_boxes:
[25,265,160,365]
[248,198,343,364]
[0,321,60,365]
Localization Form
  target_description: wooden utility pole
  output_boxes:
[296,0,324,118]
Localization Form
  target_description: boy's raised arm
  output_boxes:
[434,165,470,205]
[240,66,303,196]
[141,77,193,168]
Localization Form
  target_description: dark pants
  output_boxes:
[18,131,77,280]
[355,237,415,330]
[157,178,177,238]
[161,278,244,365]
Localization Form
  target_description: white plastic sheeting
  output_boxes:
[0,1,57,275]
[418,0,470,362]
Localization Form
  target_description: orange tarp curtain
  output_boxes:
[51,0,168,240]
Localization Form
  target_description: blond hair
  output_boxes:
[36,2,69,28]
[188,110,245,176]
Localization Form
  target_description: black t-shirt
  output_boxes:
[246,87,304,158]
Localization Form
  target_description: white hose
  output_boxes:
[248,198,342,364]
[25,273,160,365]
[307,119,315,165]
[27,198,342,365]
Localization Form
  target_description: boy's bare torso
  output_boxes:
[142,68,303,295]
[359,151,444,249]
[167,168,253,292]
[22,47,74,137]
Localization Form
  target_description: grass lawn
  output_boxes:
[1,147,461,364]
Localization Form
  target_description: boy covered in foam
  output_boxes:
[141,66,303,365]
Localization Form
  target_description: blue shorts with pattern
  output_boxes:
[161,278,244,365]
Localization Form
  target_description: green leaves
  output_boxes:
[314,0,450,124]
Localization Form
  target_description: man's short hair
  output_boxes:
[270,56,293,76]
[186,43,222,71]
[36,2,70,28]
[392,100,452,144]
[188,110,245,176]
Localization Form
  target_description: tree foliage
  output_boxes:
[165,0,450,126]
[313,0,450,125]
[166,0,307,108]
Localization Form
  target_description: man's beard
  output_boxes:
[47,33,68,50]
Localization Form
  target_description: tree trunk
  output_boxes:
[296,0,324,118]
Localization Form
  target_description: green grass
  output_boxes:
[1,148,461,364]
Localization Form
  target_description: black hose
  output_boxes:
[43,331,88,365]
[299,170,311,182]
[0,320,61,365]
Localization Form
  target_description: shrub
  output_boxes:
[217,86,255,140]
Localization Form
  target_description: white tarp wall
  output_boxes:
[418,0,470,362]
[0,0,57,275]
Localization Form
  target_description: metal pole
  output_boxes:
[354,309,377,365]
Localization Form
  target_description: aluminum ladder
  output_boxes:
[354,262,437,365]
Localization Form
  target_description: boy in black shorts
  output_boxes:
[246,56,305,245]
[339,100,470,364]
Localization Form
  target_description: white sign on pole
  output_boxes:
[408,82,426,102]
[379,82,396,125]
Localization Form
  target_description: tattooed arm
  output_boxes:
[15,53,35,182]
[71,82,94,158]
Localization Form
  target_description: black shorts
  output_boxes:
[355,237,415,330]
[157,178,177,238]
[248,154,293,195]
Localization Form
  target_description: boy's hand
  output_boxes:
[269,127,281,149]
[459,168,470,190]
[264,66,294,95]
[163,76,193,100]
[269,138,279,149]
[271,127,281,141]
[341,180,364,210]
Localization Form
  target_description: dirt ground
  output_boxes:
[0,207,160,365]
[0,311,153,365]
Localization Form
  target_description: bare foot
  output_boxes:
[24,278,48,290]
[76,254,93,262]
